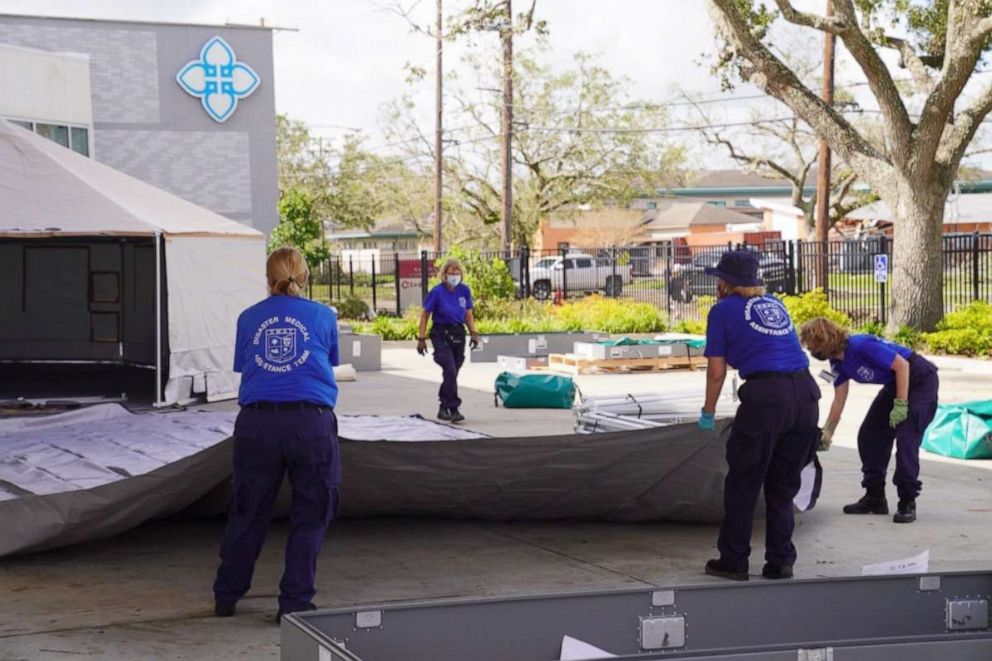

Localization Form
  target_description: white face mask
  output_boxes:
[446,274,461,287]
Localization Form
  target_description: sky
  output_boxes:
[4,0,991,171]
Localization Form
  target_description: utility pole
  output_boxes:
[814,0,835,290]
[433,0,443,253]
[499,0,513,254]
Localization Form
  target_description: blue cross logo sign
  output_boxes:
[874,254,888,283]
[176,37,260,123]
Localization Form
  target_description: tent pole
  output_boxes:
[154,232,163,407]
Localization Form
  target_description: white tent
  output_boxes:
[0,118,266,404]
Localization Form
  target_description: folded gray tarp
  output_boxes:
[0,404,740,557]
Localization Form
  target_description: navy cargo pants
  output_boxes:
[430,323,466,410]
[718,372,820,572]
[213,406,341,613]
[858,353,939,501]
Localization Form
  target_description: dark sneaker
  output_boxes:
[704,558,748,581]
[448,408,465,423]
[214,602,236,617]
[843,492,889,515]
[437,406,452,421]
[761,563,794,580]
[893,499,916,524]
[276,602,317,624]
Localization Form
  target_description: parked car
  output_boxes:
[525,252,632,299]
[669,249,790,302]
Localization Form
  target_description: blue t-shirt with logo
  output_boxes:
[423,283,474,325]
[704,294,809,378]
[234,295,339,406]
[830,334,913,386]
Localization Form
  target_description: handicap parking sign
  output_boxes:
[874,254,888,283]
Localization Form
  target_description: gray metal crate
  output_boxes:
[471,332,608,363]
[496,354,550,373]
[573,342,686,361]
[281,572,992,661]
[338,333,381,371]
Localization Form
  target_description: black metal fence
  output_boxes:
[314,233,992,325]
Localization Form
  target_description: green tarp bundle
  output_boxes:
[495,372,576,409]
[922,400,992,460]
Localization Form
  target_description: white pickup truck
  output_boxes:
[527,253,631,299]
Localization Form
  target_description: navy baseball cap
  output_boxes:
[704,250,764,286]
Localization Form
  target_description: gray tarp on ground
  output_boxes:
[0,404,736,557]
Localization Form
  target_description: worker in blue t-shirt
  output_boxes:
[800,318,939,524]
[698,250,820,582]
[213,247,340,623]
[417,258,481,423]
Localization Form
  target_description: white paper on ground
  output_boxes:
[861,549,930,576]
[560,635,617,660]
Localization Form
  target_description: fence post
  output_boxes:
[394,252,401,317]
[796,240,804,294]
[371,258,378,313]
[560,246,569,300]
[420,250,428,305]
[879,235,888,326]
[521,245,531,298]
[348,256,354,296]
[665,243,673,319]
[786,240,796,295]
[611,246,618,298]
[973,231,981,304]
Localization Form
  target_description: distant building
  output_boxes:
[326,219,423,274]
[0,13,279,233]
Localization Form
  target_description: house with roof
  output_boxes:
[325,218,424,274]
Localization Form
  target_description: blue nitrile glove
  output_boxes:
[698,410,716,431]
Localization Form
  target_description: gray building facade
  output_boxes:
[0,14,278,233]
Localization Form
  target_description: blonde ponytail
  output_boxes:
[267,247,309,297]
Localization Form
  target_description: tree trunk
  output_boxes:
[888,179,947,332]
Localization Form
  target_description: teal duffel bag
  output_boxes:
[922,400,992,459]
[494,371,577,409]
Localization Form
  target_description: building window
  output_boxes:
[734,199,750,207]
[647,201,657,209]
[707,200,727,207]
[36,123,70,148]
[6,119,91,157]
[70,127,89,156]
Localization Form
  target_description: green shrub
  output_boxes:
[777,289,851,327]
[921,302,992,357]
[858,321,885,337]
[354,309,421,340]
[892,325,924,350]
[552,296,666,334]
[673,320,707,335]
[332,295,371,320]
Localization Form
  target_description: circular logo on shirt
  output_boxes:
[744,298,793,336]
[459,296,467,309]
[252,316,312,373]
[857,366,875,381]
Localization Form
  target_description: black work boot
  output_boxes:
[893,499,916,524]
[448,407,465,423]
[843,486,889,515]
[437,406,452,421]
[761,563,794,580]
[704,558,749,581]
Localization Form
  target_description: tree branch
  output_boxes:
[708,0,892,190]
[773,0,846,34]
[938,80,992,170]
[831,0,913,160]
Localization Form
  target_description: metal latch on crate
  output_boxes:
[640,616,685,649]
[797,649,833,661]
[947,599,989,631]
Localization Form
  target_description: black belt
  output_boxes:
[744,370,809,381]
[243,401,330,411]
[431,323,464,330]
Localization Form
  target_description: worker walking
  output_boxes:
[417,258,481,423]
[698,250,820,581]
[214,247,341,623]
[800,318,939,524]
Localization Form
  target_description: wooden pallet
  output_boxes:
[548,352,700,375]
